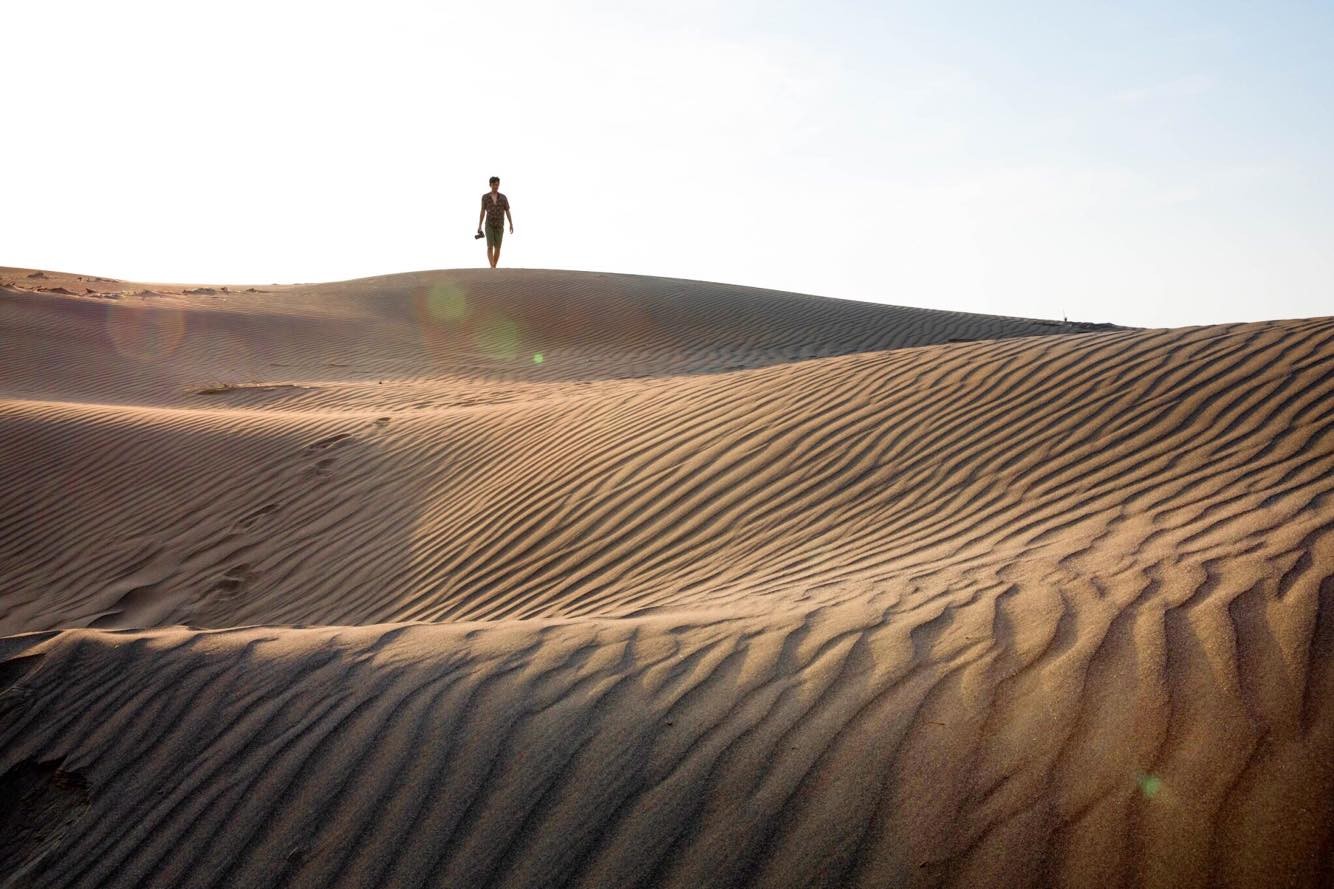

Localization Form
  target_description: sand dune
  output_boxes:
[1,267,1331,888]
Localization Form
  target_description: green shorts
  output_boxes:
[485,225,504,249]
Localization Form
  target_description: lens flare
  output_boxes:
[415,281,475,372]
[426,283,469,323]
[414,281,535,368]
[1136,772,1162,799]
[476,315,520,361]
[105,303,186,362]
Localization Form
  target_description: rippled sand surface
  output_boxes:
[2,267,1331,888]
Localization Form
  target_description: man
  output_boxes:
[477,176,514,268]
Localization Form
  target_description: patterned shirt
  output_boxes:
[481,192,510,228]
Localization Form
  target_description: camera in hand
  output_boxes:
[474,231,485,239]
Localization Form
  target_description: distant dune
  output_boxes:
[1,267,1331,888]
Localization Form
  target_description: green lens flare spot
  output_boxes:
[476,315,520,361]
[1136,773,1162,799]
[427,283,469,323]
[532,352,544,364]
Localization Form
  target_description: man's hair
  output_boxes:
[489,176,500,184]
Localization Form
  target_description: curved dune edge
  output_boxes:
[2,268,1333,887]
[0,266,1117,405]
[3,314,1332,630]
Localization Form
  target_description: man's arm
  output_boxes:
[477,201,485,233]
[506,206,514,233]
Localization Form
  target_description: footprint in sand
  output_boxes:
[232,502,283,533]
[305,458,336,480]
[303,433,353,454]
[197,564,259,625]
[0,759,91,875]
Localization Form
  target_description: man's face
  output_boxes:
[490,181,500,191]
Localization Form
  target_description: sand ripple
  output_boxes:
[1,267,1331,887]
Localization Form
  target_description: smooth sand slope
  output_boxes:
[1,267,1331,888]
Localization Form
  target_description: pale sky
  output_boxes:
[6,0,1332,327]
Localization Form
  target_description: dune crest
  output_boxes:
[1,267,1331,888]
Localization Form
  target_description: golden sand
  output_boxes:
[1,267,1330,888]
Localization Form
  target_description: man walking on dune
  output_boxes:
[477,176,514,268]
